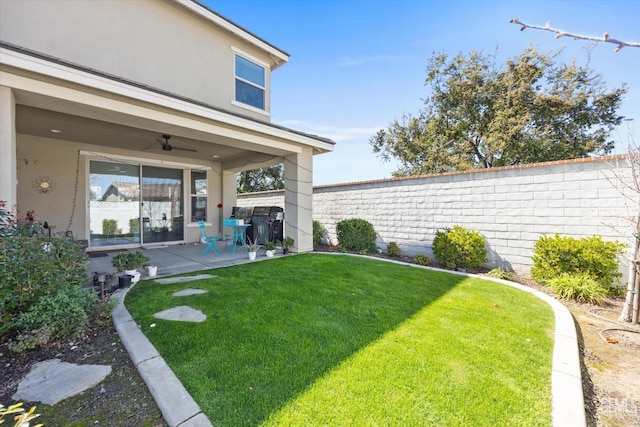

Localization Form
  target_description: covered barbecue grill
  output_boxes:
[232,206,283,245]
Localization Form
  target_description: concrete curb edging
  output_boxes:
[318,253,587,427]
[483,277,587,427]
[111,287,213,427]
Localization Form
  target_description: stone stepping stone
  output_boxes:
[13,359,111,405]
[153,305,206,322]
[154,274,216,284]
[173,288,209,297]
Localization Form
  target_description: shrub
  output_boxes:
[0,203,103,350]
[336,218,377,254]
[102,218,117,236]
[531,234,626,288]
[386,242,401,257]
[312,220,324,248]
[432,225,487,270]
[0,402,42,427]
[9,285,98,351]
[413,254,431,266]
[486,267,514,281]
[111,251,150,271]
[546,273,608,305]
[0,206,89,333]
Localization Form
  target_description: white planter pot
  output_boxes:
[248,251,257,261]
[148,265,158,277]
[265,250,275,258]
[125,269,140,283]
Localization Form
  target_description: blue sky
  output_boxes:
[206,0,640,185]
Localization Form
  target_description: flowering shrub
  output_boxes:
[0,202,102,351]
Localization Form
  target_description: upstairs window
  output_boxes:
[235,54,265,110]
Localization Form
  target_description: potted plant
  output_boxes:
[264,240,276,257]
[246,238,260,261]
[279,236,295,255]
[112,251,150,284]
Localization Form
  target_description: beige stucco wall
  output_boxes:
[16,133,223,244]
[0,0,273,121]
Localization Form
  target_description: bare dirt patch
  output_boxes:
[0,323,167,426]
[565,298,640,427]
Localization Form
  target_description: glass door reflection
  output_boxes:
[141,166,184,244]
[89,161,141,248]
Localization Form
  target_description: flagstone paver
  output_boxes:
[153,305,207,322]
[173,288,209,297]
[13,359,111,405]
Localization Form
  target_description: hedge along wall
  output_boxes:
[238,155,636,277]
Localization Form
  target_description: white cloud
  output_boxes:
[277,119,381,142]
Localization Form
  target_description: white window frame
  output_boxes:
[190,169,208,224]
[232,46,269,115]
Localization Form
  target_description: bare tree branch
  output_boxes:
[510,18,640,52]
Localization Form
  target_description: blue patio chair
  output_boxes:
[198,221,221,256]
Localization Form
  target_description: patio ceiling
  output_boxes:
[15,103,292,169]
[17,104,278,164]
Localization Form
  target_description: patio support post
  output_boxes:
[284,146,313,253]
[221,170,237,234]
[0,86,17,207]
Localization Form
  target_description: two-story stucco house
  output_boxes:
[0,0,333,252]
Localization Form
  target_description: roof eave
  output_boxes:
[176,0,290,70]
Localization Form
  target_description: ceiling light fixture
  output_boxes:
[50,129,62,133]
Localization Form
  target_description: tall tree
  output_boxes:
[237,165,284,194]
[371,47,627,176]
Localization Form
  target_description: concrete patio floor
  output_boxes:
[88,240,276,281]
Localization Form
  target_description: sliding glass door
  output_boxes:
[141,165,183,243]
[89,160,184,248]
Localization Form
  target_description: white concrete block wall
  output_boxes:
[238,155,636,278]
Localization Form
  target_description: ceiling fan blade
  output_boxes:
[171,146,197,152]
[148,134,196,152]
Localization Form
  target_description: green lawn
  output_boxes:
[126,254,553,426]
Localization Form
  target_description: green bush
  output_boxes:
[546,273,608,305]
[531,234,626,288]
[486,267,514,281]
[9,285,98,351]
[102,218,117,236]
[432,225,487,270]
[312,220,324,248]
[336,218,377,254]
[111,251,150,271]
[386,242,401,257]
[413,254,431,266]
[1,222,89,331]
[0,203,100,349]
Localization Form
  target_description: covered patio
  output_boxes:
[87,239,279,282]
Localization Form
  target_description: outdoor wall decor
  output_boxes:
[32,176,56,194]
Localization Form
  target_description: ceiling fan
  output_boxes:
[154,134,197,152]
